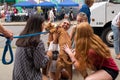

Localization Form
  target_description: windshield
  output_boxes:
[110,0,120,3]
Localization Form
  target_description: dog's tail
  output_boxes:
[62,58,73,65]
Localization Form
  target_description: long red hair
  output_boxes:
[74,22,111,72]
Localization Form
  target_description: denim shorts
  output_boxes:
[102,67,119,80]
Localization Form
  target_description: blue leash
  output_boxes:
[0,31,49,65]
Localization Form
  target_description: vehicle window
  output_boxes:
[110,0,120,3]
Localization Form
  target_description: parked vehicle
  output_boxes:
[90,0,120,47]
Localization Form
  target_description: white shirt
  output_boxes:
[0,9,5,15]
[112,12,120,27]
[48,41,60,51]
[49,10,55,19]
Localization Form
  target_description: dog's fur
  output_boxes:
[44,22,56,46]
[45,22,73,80]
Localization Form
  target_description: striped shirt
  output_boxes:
[12,41,49,80]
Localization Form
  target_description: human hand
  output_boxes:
[47,51,53,59]
[63,44,72,55]
[3,29,13,40]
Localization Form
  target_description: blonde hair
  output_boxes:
[74,22,111,71]
[77,12,88,23]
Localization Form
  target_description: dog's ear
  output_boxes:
[44,22,51,31]
[44,22,57,33]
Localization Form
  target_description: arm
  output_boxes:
[70,27,76,40]
[0,24,13,39]
[63,44,79,68]
[116,15,120,27]
[71,13,74,19]
[79,4,87,13]
[0,24,5,33]
[118,21,120,27]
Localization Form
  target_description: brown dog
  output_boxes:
[42,22,56,76]
[45,22,73,80]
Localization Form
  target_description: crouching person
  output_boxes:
[63,22,119,80]
[12,14,52,80]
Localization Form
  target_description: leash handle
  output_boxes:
[0,31,49,65]
[2,39,13,64]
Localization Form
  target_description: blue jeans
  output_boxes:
[5,15,11,22]
[111,24,120,55]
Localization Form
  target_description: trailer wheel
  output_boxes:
[101,27,113,47]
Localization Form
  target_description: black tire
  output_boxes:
[101,27,113,47]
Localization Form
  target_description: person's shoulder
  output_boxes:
[82,4,88,8]
[79,4,89,12]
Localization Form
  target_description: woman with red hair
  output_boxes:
[63,22,119,80]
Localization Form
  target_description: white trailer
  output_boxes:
[90,0,120,47]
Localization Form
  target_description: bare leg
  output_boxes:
[85,70,112,80]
